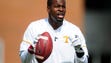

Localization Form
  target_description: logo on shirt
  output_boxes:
[63,36,69,43]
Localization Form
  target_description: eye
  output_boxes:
[54,5,60,8]
[62,5,66,8]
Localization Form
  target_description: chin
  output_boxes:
[57,20,63,23]
[57,18,64,22]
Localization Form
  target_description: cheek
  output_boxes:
[51,9,57,14]
[51,9,57,15]
[53,8,58,11]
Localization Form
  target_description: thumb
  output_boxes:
[28,45,34,54]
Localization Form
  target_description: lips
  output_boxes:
[57,13,65,19]
[58,14,64,18]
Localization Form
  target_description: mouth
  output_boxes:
[57,13,65,19]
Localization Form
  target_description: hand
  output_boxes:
[28,45,35,54]
[35,55,44,63]
[27,35,38,54]
[28,45,44,63]
[75,45,84,58]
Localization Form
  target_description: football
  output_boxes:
[35,32,53,62]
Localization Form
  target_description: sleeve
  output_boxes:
[19,23,38,63]
[72,27,89,63]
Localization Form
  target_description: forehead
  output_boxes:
[52,0,66,4]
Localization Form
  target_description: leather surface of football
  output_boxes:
[35,32,53,62]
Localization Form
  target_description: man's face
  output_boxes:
[48,0,66,22]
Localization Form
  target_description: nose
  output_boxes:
[59,6,64,12]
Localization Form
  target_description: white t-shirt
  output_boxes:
[19,18,88,63]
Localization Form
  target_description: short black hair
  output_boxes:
[47,0,53,6]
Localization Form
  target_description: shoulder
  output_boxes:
[30,18,47,26]
[63,19,80,31]
[28,18,48,28]
[25,18,48,32]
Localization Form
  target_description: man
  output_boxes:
[19,0,89,63]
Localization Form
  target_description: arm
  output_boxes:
[20,42,35,63]
[19,23,37,63]
[72,27,89,63]
[74,44,88,63]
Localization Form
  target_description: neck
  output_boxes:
[48,18,63,30]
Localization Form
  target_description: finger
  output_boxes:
[35,55,44,60]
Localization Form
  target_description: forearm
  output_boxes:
[20,50,34,63]
[73,44,88,63]
[76,55,88,63]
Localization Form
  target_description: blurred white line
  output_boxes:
[0,38,4,63]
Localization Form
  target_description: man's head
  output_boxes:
[47,0,66,23]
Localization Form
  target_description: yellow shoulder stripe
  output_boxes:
[23,40,32,45]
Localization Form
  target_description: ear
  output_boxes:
[47,6,50,13]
